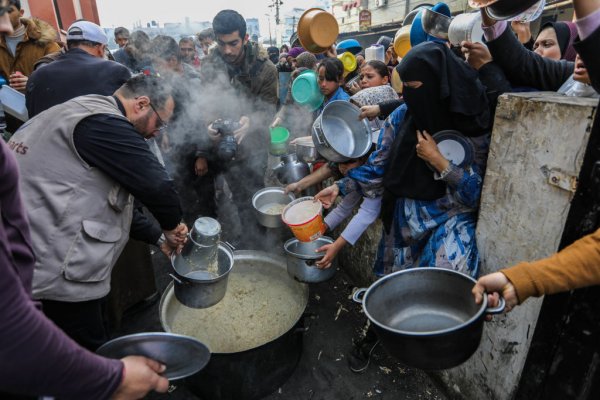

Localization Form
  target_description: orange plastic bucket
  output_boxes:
[282,197,326,242]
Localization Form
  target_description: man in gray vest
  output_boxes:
[9,74,187,350]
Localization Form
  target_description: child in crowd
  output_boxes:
[317,57,350,112]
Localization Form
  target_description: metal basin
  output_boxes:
[252,187,295,228]
[353,268,505,370]
[284,236,336,283]
[312,100,372,163]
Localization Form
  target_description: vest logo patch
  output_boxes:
[7,139,29,155]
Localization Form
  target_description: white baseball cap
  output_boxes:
[67,20,108,45]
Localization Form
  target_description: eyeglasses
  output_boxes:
[148,102,168,132]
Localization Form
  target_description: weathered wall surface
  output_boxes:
[434,93,598,400]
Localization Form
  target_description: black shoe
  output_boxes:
[347,338,380,374]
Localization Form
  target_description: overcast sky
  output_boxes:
[96,0,319,34]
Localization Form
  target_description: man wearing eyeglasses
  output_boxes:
[8,74,187,353]
[26,20,132,118]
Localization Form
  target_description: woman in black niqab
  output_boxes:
[383,41,490,203]
[374,41,492,278]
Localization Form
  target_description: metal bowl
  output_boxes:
[421,8,451,40]
[252,187,295,228]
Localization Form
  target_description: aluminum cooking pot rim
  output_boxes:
[170,243,234,283]
[160,250,309,354]
[319,100,372,159]
[354,268,505,337]
[252,187,295,210]
[284,236,333,260]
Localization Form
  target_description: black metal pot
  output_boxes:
[160,251,309,400]
[353,268,505,370]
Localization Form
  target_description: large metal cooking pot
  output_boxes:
[284,236,336,283]
[353,268,505,370]
[170,243,234,309]
[312,100,372,163]
[160,250,309,400]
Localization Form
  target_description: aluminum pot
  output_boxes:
[353,268,505,370]
[252,187,295,228]
[284,236,336,283]
[421,7,451,40]
[170,243,234,309]
[312,100,372,163]
[294,140,318,163]
[160,250,309,400]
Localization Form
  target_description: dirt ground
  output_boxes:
[117,249,449,400]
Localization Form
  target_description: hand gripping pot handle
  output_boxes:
[352,288,367,304]
[485,295,506,315]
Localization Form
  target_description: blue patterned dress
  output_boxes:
[373,106,490,279]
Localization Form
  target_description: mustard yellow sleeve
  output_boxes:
[501,228,600,303]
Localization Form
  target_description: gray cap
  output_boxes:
[67,20,108,45]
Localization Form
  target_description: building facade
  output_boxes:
[21,0,100,32]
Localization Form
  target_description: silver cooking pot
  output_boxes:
[312,100,372,163]
[284,236,336,283]
[353,268,505,370]
[170,243,234,309]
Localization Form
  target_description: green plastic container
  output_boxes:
[291,70,324,111]
[270,126,290,155]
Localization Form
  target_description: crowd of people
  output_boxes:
[1,0,600,398]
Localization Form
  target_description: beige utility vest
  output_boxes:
[11,95,134,302]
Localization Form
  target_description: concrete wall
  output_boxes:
[435,93,598,400]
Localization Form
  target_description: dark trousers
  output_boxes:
[41,297,109,351]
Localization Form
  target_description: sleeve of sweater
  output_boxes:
[339,196,382,245]
[0,237,123,399]
[324,190,362,232]
[485,23,574,91]
[501,228,600,304]
[574,15,600,94]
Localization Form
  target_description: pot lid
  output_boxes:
[96,332,211,380]
[432,130,475,168]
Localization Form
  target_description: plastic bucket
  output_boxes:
[337,52,357,77]
[270,126,290,156]
[282,197,325,242]
[291,70,324,111]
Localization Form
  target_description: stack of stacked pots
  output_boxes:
[281,197,336,283]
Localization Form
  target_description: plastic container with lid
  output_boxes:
[365,44,385,63]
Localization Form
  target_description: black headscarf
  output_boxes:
[267,46,280,65]
[381,42,490,230]
[539,21,578,62]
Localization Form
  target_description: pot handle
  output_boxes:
[352,288,367,304]
[169,273,184,285]
[485,296,506,315]
[313,120,329,148]
[223,241,236,251]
